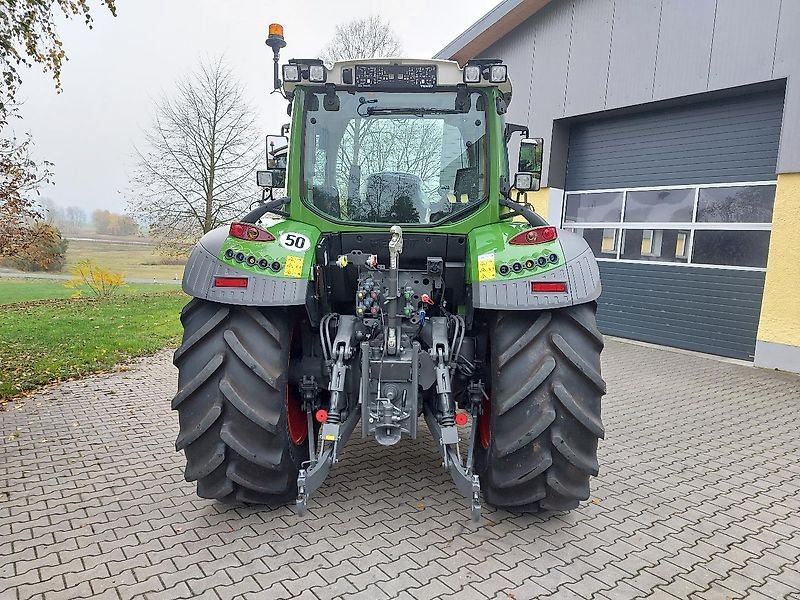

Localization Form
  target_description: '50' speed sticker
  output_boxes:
[279,232,310,251]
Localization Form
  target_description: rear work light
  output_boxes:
[308,64,327,83]
[214,277,249,288]
[229,222,275,242]
[489,64,508,83]
[463,65,482,83]
[532,282,567,293]
[509,226,558,245]
[282,64,301,82]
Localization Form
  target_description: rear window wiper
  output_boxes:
[362,106,466,117]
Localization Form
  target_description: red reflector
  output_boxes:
[229,222,275,242]
[532,282,567,293]
[214,277,249,288]
[315,409,328,423]
[509,226,558,245]
[454,412,469,427]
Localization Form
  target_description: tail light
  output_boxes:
[509,226,558,245]
[532,282,567,293]
[214,277,249,288]
[229,223,275,242]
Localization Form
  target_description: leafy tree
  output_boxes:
[92,209,139,236]
[1,0,115,255]
[7,222,68,272]
[0,0,117,117]
[0,126,52,257]
[320,15,402,67]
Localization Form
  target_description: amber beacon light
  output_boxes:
[268,23,284,40]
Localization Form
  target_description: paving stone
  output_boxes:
[0,343,799,600]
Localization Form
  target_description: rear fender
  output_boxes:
[467,223,601,310]
[182,220,321,306]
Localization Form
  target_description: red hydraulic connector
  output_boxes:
[315,409,328,423]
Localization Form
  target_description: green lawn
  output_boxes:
[0,278,181,305]
[0,291,188,402]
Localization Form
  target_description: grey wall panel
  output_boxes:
[527,0,574,122]
[605,0,661,109]
[708,0,782,91]
[776,76,798,175]
[566,89,784,190]
[478,0,800,182]
[564,0,615,116]
[774,0,800,78]
[482,27,535,125]
[596,262,766,360]
[774,0,800,174]
[483,0,575,185]
[652,0,716,100]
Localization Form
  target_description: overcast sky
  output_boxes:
[17,0,496,215]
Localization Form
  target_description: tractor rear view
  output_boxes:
[172,24,605,520]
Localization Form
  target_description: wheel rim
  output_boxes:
[479,394,491,449]
[286,383,307,446]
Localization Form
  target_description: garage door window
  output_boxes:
[696,186,775,223]
[564,182,775,270]
[563,192,623,223]
[623,189,694,222]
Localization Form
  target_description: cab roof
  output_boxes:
[282,58,513,99]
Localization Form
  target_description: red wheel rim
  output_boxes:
[479,394,491,449]
[286,383,307,446]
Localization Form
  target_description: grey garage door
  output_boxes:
[564,88,784,360]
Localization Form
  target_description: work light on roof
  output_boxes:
[308,64,326,83]
[463,59,508,84]
[489,64,508,83]
[282,64,300,82]
[463,65,482,83]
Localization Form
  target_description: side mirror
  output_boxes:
[266,134,289,169]
[516,137,544,192]
[257,169,286,189]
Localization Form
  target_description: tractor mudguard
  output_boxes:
[181,220,320,306]
[467,223,601,310]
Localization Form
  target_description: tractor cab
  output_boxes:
[257,56,538,232]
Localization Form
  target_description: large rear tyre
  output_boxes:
[476,302,606,512]
[172,299,308,505]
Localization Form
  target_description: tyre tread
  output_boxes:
[477,303,605,512]
[172,300,304,505]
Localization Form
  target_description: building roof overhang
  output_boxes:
[434,0,553,65]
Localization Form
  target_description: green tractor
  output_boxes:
[172,25,605,520]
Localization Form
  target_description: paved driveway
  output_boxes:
[2,340,800,600]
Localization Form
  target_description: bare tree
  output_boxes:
[64,205,87,230]
[320,15,403,66]
[40,197,63,226]
[128,59,260,250]
[318,16,404,217]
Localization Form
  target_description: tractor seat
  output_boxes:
[363,172,424,222]
[311,185,342,218]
